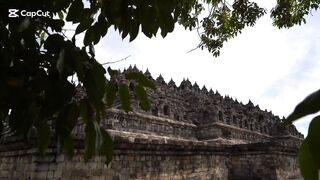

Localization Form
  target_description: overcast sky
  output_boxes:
[72,1,320,136]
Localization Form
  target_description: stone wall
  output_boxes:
[227,143,301,180]
[104,110,197,140]
[196,123,271,143]
[0,133,229,180]
[0,132,301,180]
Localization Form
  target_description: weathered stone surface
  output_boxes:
[0,68,303,179]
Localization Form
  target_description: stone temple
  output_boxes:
[0,66,303,179]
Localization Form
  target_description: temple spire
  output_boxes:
[156,74,165,84]
[168,78,176,87]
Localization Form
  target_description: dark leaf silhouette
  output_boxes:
[119,84,131,112]
[299,140,318,180]
[135,84,151,111]
[286,89,320,124]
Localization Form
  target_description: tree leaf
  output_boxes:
[72,48,85,81]
[161,13,174,35]
[107,67,118,77]
[57,103,79,137]
[307,116,320,168]
[135,84,150,111]
[66,0,84,23]
[99,128,113,165]
[129,20,139,42]
[83,25,101,46]
[79,99,89,124]
[119,84,131,112]
[126,72,156,89]
[84,28,94,46]
[286,89,320,124]
[84,121,96,161]
[121,29,129,39]
[92,24,102,45]
[93,121,103,152]
[58,11,64,20]
[44,34,65,54]
[91,61,107,100]
[140,5,159,38]
[40,31,45,42]
[75,18,93,35]
[63,134,74,159]
[97,14,109,38]
[82,60,106,113]
[299,139,319,180]
[47,19,65,32]
[35,119,50,155]
[105,81,117,107]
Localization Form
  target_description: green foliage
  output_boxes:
[200,0,266,56]
[286,89,320,124]
[297,115,320,180]
[0,0,161,163]
[125,72,155,110]
[105,81,117,107]
[99,127,114,165]
[284,89,320,179]
[135,84,151,111]
[119,84,131,112]
[84,120,96,161]
[299,140,318,180]
[63,134,75,158]
[271,0,320,28]
[126,72,156,90]
[34,118,51,154]
[307,116,320,169]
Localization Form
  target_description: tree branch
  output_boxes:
[101,55,131,65]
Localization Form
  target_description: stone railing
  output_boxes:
[103,109,197,140]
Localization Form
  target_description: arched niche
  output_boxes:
[163,105,170,116]
[218,111,223,121]
[152,107,158,116]
[202,110,210,121]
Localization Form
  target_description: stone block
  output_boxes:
[47,171,54,178]
[54,170,62,178]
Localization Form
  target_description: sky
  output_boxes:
[71,1,320,136]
